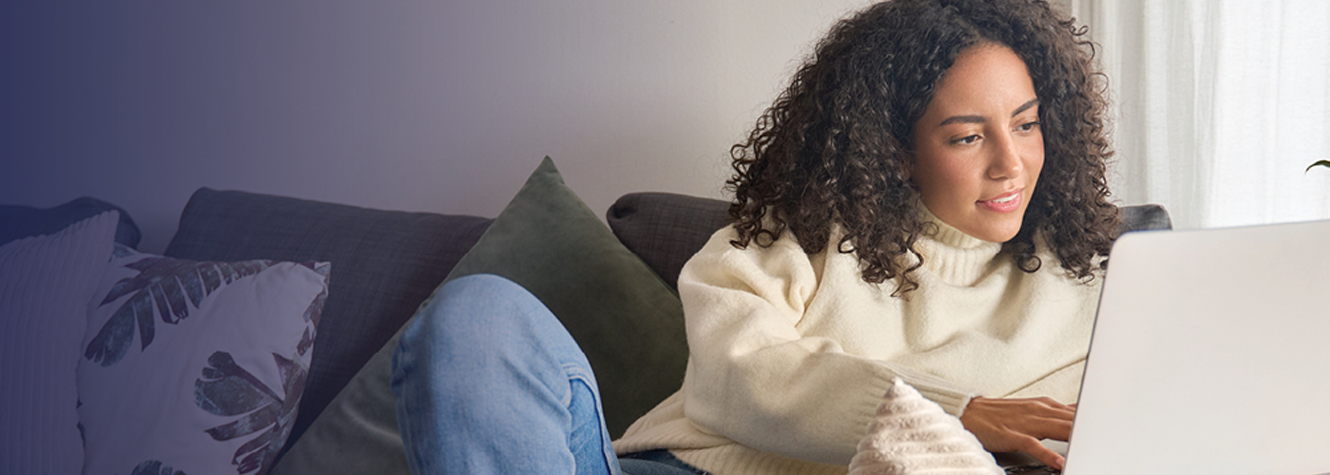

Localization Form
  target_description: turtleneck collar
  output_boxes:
[914,203,1004,286]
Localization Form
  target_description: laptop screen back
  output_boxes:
[1064,220,1330,475]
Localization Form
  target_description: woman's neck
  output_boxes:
[915,204,1004,286]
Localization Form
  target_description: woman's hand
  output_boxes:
[959,397,1075,470]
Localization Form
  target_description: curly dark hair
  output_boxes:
[726,0,1119,295]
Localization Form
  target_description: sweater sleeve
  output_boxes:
[677,226,977,466]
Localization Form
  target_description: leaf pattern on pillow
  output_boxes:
[301,287,327,327]
[195,350,308,475]
[84,253,274,366]
[128,460,186,475]
[295,264,328,358]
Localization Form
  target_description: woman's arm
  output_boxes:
[676,227,976,465]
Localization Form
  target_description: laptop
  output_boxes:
[1000,219,1330,475]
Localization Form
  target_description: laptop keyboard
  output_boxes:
[1003,463,1062,474]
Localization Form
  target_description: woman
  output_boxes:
[393,0,1118,473]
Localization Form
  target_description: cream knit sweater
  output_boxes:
[613,208,1102,475]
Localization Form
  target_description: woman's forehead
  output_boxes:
[920,44,1038,123]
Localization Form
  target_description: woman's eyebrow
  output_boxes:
[938,114,985,126]
[1011,98,1040,117]
[937,98,1040,127]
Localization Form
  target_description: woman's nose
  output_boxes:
[987,132,1024,180]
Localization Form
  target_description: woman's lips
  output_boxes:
[978,189,1023,213]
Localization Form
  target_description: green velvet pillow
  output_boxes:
[271,157,690,474]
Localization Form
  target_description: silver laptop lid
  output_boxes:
[1064,220,1330,475]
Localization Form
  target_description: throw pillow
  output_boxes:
[0,196,142,248]
[271,157,689,474]
[163,188,491,451]
[77,245,329,475]
[0,211,118,475]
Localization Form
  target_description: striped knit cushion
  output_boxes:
[0,211,118,475]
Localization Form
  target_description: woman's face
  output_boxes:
[910,44,1044,243]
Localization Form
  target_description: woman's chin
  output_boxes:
[970,222,1023,243]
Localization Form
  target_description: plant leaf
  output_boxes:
[204,404,279,441]
[273,353,302,396]
[149,284,172,323]
[232,425,281,474]
[200,265,222,295]
[298,261,330,276]
[1307,160,1330,172]
[131,291,154,350]
[85,257,274,366]
[195,349,310,475]
[84,302,135,366]
[194,352,279,417]
[163,275,190,322]
[129,460,186,475]
[301,287,327,326]
[297,327,313,358]
[101,255,174,304]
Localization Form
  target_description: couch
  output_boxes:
[2,158,1171,475]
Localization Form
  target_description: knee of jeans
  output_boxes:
[399,274,537,348]
[394,273,582,384]
[394,275,532,383]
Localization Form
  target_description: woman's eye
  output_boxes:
[1017,121,1041,132]
[953,135,981,145]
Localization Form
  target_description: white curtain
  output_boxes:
[1067,0,1330,229]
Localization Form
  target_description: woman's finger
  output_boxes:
[1019,437,1066,471]
[1028,417,1073,441]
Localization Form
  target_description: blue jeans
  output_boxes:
[391,274,706,475]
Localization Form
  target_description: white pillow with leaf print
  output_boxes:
[77,244,328,475]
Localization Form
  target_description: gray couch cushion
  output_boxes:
[606,192,731,291]
[162,188,492,456]
[608,193,1173,291]
[1119,204,1173,234]
[1,197,141,248]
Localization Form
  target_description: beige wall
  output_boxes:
[2,1,874,252]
